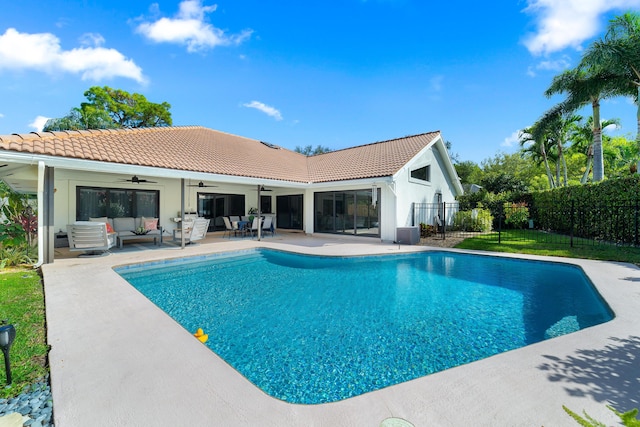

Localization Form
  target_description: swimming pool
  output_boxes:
[116,249,613,404]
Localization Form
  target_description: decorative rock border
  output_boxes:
[0,376,53,427]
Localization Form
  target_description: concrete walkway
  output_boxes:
[42,233,640,426]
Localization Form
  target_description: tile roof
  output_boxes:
[0,126,441,184]
[308,132,440,182]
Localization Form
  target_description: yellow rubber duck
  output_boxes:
[193,328,208,343]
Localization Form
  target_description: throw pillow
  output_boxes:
[105,223,115,233]
[142,217,158,230]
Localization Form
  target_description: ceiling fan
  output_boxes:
[187,181,218,188]
[121,175,157,184]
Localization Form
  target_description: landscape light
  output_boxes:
[0,323,16,385]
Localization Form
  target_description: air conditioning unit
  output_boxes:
[396,226,419,245]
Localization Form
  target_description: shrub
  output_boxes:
[504,202,530,229]
[419,222,437,237]
[0,222,27,247]
[0,243,37,268]
[453,207,493,232]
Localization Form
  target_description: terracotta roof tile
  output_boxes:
[0,126,440,184]
[307,132,440,182]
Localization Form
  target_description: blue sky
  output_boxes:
[1,0,640,163]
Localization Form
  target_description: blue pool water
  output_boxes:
[116,249,613,404]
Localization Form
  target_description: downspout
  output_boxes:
[181,178,185,249]
[386,181,397,244]
[257,185,262,241]
[35,161,45,268]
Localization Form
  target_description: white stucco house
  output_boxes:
[0,126,463,263]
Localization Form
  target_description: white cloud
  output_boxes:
[79,33,105,47]
[136,0,252,53]
[502,130,522,147]
[523,0,640,55]
[243,101,283,121]
[0,28,146,83]
[29,116,50,132]
[527,55,571,77]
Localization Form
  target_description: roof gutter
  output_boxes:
[308,176,393,189]
[0,151,311,188]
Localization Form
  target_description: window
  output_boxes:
[410,165,431,182]
[260,195,272,214]
[197,193,245,231]
[76,187,159,220]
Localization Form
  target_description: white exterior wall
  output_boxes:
[393,142,460,230]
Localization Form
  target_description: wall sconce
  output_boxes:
[0,323,16,385]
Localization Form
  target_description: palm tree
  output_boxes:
[582,12,640,144]
[542,67,626,182]
[519,126,556,188]
[530,106,582,186]
[569,117,619,183]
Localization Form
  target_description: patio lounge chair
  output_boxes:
[174,217,210,244]
[189,218,210,243]
[67,221,116,256]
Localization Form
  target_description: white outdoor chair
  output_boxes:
[67,221,116,256]
[188,218,210,243]
[262,216,274,236]
[245,217,259,238]
[222,216,238,239]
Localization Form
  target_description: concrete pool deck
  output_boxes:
[42,233,640,426]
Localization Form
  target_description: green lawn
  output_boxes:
[454,229,640,265]
[0,268,49,398]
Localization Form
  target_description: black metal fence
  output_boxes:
[413,201,640,247]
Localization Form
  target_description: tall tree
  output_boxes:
[542,66,626,182]
[569,116,619,183]
[82,86,172,128]
[582,12,640,144]
[519,126,556,188]
[530,108,581,186]
[294,145,332,156]
[454,160,482,185]
[44,86,172,131]
[43,107,117,131]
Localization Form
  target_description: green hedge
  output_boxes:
[530,176,640,244]
[456,176,640,243]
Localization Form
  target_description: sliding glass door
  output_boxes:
[276,195,303,230]
[314,188,380,236]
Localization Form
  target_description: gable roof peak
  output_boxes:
[316,131,442,157]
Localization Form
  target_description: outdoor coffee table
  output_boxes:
[117,230,163,249]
